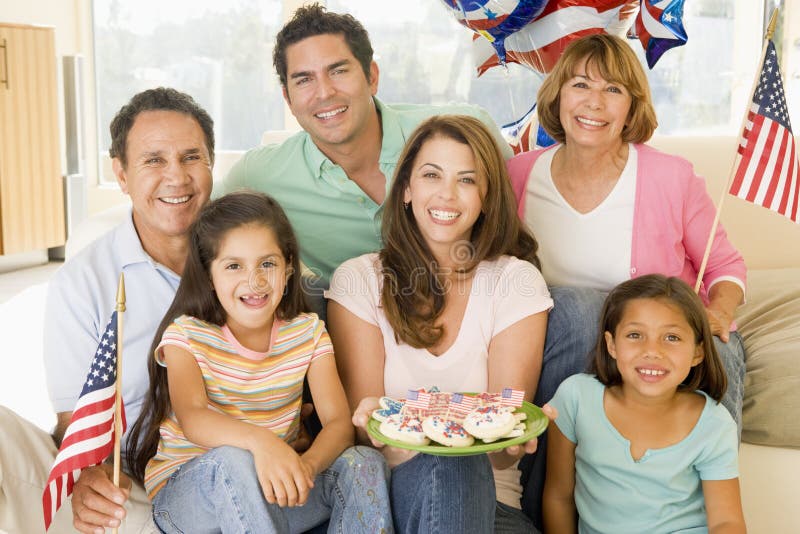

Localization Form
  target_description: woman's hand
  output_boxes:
[705,306,734,342]
[352,396,418,468]
[351,396,381,438]
[490,403,558,469]
[252,431,315,508]
[705,281,744,343]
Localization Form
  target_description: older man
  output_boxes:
[0,87,213,534]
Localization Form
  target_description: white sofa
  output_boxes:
[2,134,797,533]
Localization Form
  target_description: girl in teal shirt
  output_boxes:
[544,275,745,533]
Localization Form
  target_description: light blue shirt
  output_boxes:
[219,97,511,284]
[549,373,738,534]
[44,211,181,453]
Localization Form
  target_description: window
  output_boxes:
[334,0,765,136]
[92,0,790,180]
[93,0,285,154]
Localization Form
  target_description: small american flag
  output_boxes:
[448,393,478,418]
[43,312,126,531]
[500,388,525,407]
[405,389,431,411]
[730,40,799,223]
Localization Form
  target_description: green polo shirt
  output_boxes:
[219,98,511,284]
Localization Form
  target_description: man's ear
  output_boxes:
[368,61,379,96]
[282,85,291,106]
[112,158,129,194]
[604,331,617,360]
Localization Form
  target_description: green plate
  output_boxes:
[366,400,549,456]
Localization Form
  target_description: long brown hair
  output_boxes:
[380,114,539,348]
[126,191,307,483]
[590,274,727,401]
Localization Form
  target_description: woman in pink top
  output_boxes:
[326,115,554,533]
[507,35,746,434]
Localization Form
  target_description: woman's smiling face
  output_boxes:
[403,134,487,263]
[558,57,632,151]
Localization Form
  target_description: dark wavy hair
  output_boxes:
[109,87,215,166]
[380,114,540,348]
[126,191,307,483]
[590,274,727,401]
[273,2,373,88]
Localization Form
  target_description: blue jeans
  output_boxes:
[495,501,539,534]
[390,453,495,534]
[715,331,745,440]
[151,445,392,534]
[520,286,605,529]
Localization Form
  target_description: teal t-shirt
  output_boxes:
[549,373,738,534]
[218,97,510,284]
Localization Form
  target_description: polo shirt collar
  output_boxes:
[115,209,179,278]
[303,97,402,177]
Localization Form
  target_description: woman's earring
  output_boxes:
[403,201,410,210]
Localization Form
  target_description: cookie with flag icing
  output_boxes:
[462,405,517,440]
[422,415,475,447]
[379,413,430,445]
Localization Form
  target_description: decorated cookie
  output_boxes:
[372,396,404,422]
[462,405,517,440]
[482,422,527,443]
[379,414,430,446]
[422,415,475,447]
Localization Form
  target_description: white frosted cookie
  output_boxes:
[372,396,404,422]
[422,415,475,447]
[462,405,517,440]
[482,422,526,443]
[379,414,430,446]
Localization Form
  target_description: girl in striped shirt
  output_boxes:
[127,191,392,533]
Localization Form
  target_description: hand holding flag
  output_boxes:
[42,312,126,530]
[43,274,127,532]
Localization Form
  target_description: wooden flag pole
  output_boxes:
[694,8,780,293]
[112,273,126,534]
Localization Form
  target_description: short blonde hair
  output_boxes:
[537,34,658,144]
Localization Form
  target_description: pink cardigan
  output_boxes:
[507,144,746,304]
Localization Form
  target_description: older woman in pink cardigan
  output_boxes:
[508,33,746,428]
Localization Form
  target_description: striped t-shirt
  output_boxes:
[144,313,332,498]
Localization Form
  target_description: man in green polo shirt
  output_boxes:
[219,3,510,285]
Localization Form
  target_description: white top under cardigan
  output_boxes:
[524,144,637,291]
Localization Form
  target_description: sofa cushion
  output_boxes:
[737,268,800,448]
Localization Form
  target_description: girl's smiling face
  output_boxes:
[604,297,704,402]
[210,223,290,351]
[403,134,487,264]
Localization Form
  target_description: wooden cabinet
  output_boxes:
[0,23,64,255]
